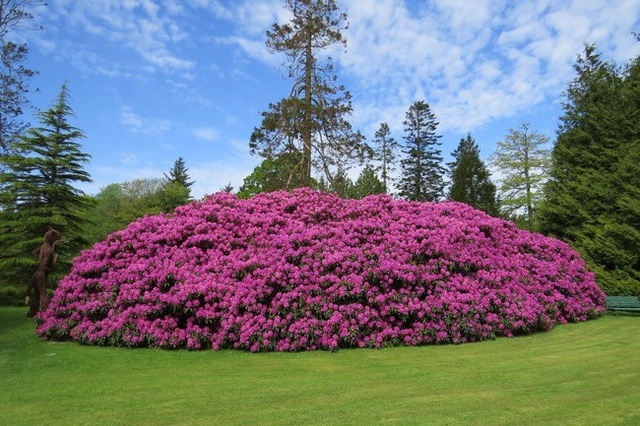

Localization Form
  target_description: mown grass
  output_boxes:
[1,307,638,425]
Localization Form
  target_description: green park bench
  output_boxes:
[605,296,640,312]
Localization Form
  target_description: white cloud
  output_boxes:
[42,0,195,73]
[331,0,640,136]
[120,152,139,166]
[118,106,171,135]
[192,127,218,141]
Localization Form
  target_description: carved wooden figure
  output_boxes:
[27,228,62,317]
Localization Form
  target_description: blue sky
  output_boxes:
[18,0,640,198]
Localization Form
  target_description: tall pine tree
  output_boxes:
[539,45,640,296]
[0,83,92,287]
[398,101,445,202]
[372,122,398,193]
[448,133,499,216]
[250,0,368,187]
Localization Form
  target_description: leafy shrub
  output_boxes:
[0,286,24,306]
[36,189,605,351]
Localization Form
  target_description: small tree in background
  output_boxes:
[329,167,354,198]
[398,101,445,202]
[352,165,385,199]
[372,122,399,193]
[220,183,234,194]
[161,157,194,211]
[0,83,92,286]
[81,178,166,245]
[448,133,499,216]
[238,152,307,199]
[490,122,549,229]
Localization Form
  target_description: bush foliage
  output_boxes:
[37,189,605,351]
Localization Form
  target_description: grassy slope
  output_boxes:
[1,307,638,425]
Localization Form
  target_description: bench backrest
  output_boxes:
[605,296,640,308]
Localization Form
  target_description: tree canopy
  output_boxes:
[161,157,194,212]
[249,0,368,187]
[0,83,92,285]
[398,101,445,202]
[539,44,640,296]
[238,152,309,199]
[490,123,549,229]
[0,0,42,153]
[448,133,499,216]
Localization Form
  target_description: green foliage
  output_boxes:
[0,83,92,287]
[161,157,193,211]
[81,178,164,245]
[160,181,190,212]
[0,285,23,306]
[352,164,385,199]
[0,0,42,152]
[448,133,499,216]
[398,100,445,202]
[163,157,193,189]
[249,0,368,185]
[238,152,307,199]
[372,122,399,193]
[490,122,550,229]
[539,45,640,296]
[1,307,639,424]
[328,167,353,198]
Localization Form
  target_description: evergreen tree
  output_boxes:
[448,133,499,216]
[250,0,369,186]
[398,101,445,202]
[161,157,194,211]
[163,157,193,190]
[539,45,640,295]
[372,122,399,193]
[220,183,234,194]
[490,122,549,229]
[329,167,354,198]
[0,0,42,153]
[0,83,92,287]
[352,164,385,199]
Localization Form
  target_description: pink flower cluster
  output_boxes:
[36,189,605,351]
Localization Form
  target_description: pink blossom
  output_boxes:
[36,189,605,351]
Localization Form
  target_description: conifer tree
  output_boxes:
[163,157,193,190]
[448,133,499,216]
[0,83,92,286]
[329,167,354,198]
[539,45,640,295]
[398,101,445,202]
[161,157,194,211]
[352,164,385,199]
[372,122,398,194]
[250,0,368,187]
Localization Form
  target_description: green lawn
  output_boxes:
[1,307,638,425]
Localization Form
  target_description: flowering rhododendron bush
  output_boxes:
[36,189,605,351]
